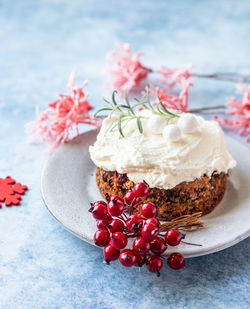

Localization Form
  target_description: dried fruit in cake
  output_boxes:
[95,167,228,221]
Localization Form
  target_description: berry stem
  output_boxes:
[126,233,141,238]
[182,240,202,246]
[129,204,134,216]
[122,213,128,220]
[118,216,126,223]
[103,260,110,265]
[158,234,167,241]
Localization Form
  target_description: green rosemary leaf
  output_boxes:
[105,119,117,135]
[121,117,134,131]
[134,98,147,106]
[124,91,130,107]
[124,91,135,115]
[94,107,112,117]
[119,105,131,109]
[118,115,125,137]
[101,89,181,137]
[134,98,142,104]
[110,122,119,132]
[140,101,148,110]
[131,102,142,110]
[112,90,118,106]
[103,98,112,105]
[110,116,131,133]
[146,86,153,109]
[156,104,165,115]
[134,98,148,110]
[137,116,143,134]
[157,93,162,103]
[159,102,176,116]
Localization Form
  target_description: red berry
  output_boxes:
[165,229,185,246]
[106,214,113,221]
[140,202,157,218]
[119,249,137,267]
[103,244,120,264]
[150,237,167,254]
[133,237,150,255]
[110,232,128,250]
[136,254,146,267]
[146,255,163,276]
[112,195,124,203]
[133,182,149,198]
[97,219,110,229]
[141,223,159,241]
[107,195,124,217]
[94,200,107,207]
[94,229,110,247]
[108,219,124,233]
[167,252,185,270]
[124,191,140,206]
[126,214,143,233]
[145,218,160,228]
[89,201,108,220]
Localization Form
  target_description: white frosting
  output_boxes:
[89,110,236,189]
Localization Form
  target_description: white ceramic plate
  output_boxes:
[41,129,250,258]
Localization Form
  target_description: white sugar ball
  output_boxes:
[178,113,198,133]
[148,115,167,134]
[163,124,181,142]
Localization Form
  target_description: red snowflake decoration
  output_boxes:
[0,176,28,207]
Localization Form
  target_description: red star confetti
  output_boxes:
[0,176,28,207]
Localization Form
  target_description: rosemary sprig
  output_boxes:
[94,87,181,137]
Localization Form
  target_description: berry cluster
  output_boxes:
[89,182,185,276]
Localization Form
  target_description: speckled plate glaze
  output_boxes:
[41,129,250,258]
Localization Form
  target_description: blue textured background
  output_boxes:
[0,1,250,308]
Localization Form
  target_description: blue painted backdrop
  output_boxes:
[0,1,249,308]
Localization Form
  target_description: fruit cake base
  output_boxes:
[96,167,227,221]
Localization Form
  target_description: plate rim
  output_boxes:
[41,130,250,258]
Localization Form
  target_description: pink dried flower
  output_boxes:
[26,71,102,151]
[214,84,250,142]
[106,42,152,95]
[157,64,193,90]
[148,79,193,112]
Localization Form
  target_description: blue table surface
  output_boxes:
[0,1,250,308]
